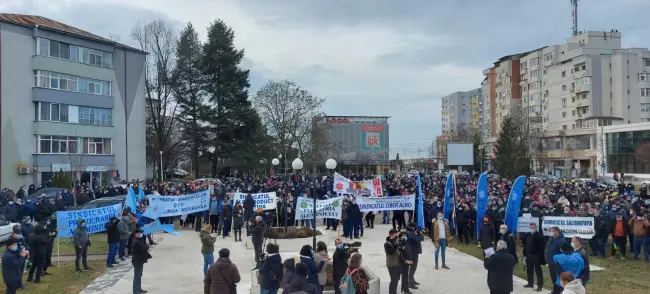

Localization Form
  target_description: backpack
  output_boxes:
[339,268,359,294]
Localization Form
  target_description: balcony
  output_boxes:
[575,86,589,93]
[572,70,585,79]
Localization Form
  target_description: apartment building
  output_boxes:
[440,88,482,135]
[481,54,524,139]
[0,14,147,188]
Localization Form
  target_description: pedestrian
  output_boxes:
[282,263,317,294]
[479,216,496,252]
[200,224,216,275]
[314,241,329,290]
[522,222,545,292]
[552,243,584,294]
[73,218,91,272]
[131,228,152,294]
[497,224,518,262]
[559,272,586,294]
[405,222,422,289]
[2,238,27,294]
[571,237,590,287]
[396,232,413,294]
[384,229,401,294]
[297,245,327,293]
[26,224,47,283]
[232,202,244,242]
[204,248,241,294]
[259,243,282,294]
[209,194,220,234]
[431,211,451,270]
[344,253,370,294]
[484,240,516,294]
[105,216,121,268]
[42,217,56,275]
[332,238,349,294]
[546,226,567,294]
[117,213,131,260]
[251,216,266,270]
[221,197,233,238]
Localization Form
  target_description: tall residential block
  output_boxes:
[0,14,147,188]
[441,88,482,136]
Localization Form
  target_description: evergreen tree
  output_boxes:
[493,115,531,178]
[473,131,485,172]
[172,22,206,178]
[201,19,262,176]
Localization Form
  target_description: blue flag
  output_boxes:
[416,173,425,229]
[142,219,162,235]
[138,187,146,201]
[504,175,526,234]
[140,202,162,220]
[475,172,489,239]
[161,224,180,236]
[443,172,454,221]
[125,187,138,213]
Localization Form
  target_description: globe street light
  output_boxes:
[286,158,303,233]
[325,159,337,238]
[271,158,280,166]
[291,158,304,170]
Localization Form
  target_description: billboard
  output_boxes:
[446,142,474,166]
[361,125,384,151]
[324,121,389,165]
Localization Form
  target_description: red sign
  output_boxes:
[366,134,380,147]
[362,125,385,132]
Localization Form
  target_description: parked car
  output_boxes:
[0,216,19,243]
[26,187,66,202]
[74,195,125,210]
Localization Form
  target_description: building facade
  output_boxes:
[0,14,147,188]
[313,116,390,166]
[440,88,482,135]
[598,122,650,179]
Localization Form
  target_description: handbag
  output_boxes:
[218,267,237,293]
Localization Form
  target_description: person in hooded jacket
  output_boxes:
[105,216,121,267]
[3,238,27,294]
[282,263,317,294]
[10,225,29,290]
[3,200,18,222]
[522,222,545,291]
[559,272,586,294]
[552,243,584,294]
[34,199,51,223]
[117,213,131,260]
[23,199,36,220]
[204,248,240,294]
[296,245,326,293]
[259,243,282,294]
[405,222,422,289]
[282,258,295,287]
[28,184,36,196]
[332,238,349,294]
[200,224,216,275]
[73,218,91,272]
[26,224,48,283]
[42,218,57,274]
[132,228,152,294]
[21,218,34,240]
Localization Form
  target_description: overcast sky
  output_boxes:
[3,0,649,158]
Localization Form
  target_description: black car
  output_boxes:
[26,187,66,202]
[75,195,126,210]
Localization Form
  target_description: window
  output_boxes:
[89,51,102,66]
[33,71,111,96]
[85,138,112,155]
[562,71,566,78]
[643,104,650,112]
[642,88,650,97]
[572,110,576,116]
[78,106,112,126]
[36,136,79,154]
[39,102,50,121]
[640,74,650,82]
[562,85,567,91]
[530,70,539,77]
[562,112,567,118]
[36,102,70,123]
[35,38,113,68]
[51,104,60,122]
[562,125,567,130]
[644,58,650,67]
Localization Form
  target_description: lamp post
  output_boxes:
[159,150,164,183]
[288,158,303,233]
[272,158,280,173]
[325,159,337,240]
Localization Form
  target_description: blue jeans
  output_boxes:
[222,218,232,237]
[643,236,650,261]
[434,239,447,265]
[260,288,278,294]
[383,211,390,224]
[203,252,214,275]
[633,236,644,259]
[590,238,606,257]
[301,219,312,228]
[119,239,127,258]
[107,242,118,265]
[133,262,143,294]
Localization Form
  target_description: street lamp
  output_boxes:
[287,158,303,233]
[325,159,337,239]
[159,151,164,183]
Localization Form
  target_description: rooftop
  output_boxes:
[0,13,145,54]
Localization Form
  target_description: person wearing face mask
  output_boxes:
[571,237,590,287]
[484,240,516,294]
[479,216,496,252]
[208,194,220,234]
[73,218,91,272]
[3,199,18,222]
[26,224,48,283]
[431,212,451,270]
[383,230,401,294]
[522,223,545,291]
[608,210,629,259]
[629,210,650,261]
[232,201,244,242]
[552,243,584,294]
[2,238,28,293]
[497,224,517,262]
[396,232,414,294]
[333,238,349,294]
[545,226,567,294]
[131,229,152,294]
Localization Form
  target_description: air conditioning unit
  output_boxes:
[18,166,32,174]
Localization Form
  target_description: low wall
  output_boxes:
[250,264,380,294]
[244,229,333,252]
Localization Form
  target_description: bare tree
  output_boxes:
[252,80,326,160]
[132,19,182,182]
[447,124,474,142]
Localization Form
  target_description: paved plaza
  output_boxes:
[81,224,541,294]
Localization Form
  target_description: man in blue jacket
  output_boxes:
[3,238,27,293]
[545,226,567,294]
[552,242,584,293]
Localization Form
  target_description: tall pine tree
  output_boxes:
[493,115,531,178]
[172,23,206,178]
[201,19,262,176]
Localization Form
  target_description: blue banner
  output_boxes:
[56,203,123,237]
[476,172,489,239]
[504,175,526,233]
[443,172,454,221]
[416,174,425,229]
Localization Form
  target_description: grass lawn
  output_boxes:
[453,240,650,294]
[0,260,105,293]
[1,234,109,256]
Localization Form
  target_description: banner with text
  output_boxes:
[147,190,210,217]
[356,195,415,212]
[57,203,123,238]
[231,192,278,210]
[541,216,595,239]
[517,215,540,234]
[332,172,382,197]
[295,197,343,220]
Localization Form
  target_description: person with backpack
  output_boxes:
[259,243,283,294]
[282,263,317,294]
[339,253,370,294]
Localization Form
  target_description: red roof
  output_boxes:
[0,13,145,53]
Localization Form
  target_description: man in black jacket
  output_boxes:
[250,216,266,270]
[131,229,151,294]
[384,229,401,294]
[105,216,121,268]
[498,224,518,262]
[243,193,255,235]
[484,240,516,294]
[26,225,48,283]
[522,222,545,292]
[332,238,348,294]
[405,223,422,289]
[397,231,414,294]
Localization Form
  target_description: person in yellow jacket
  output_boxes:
[431,212,452,270]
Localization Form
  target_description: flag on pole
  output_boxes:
[138,187,146,201]
[416,173,425,229]
[141,202,162,220]
[504,175,527,233]
[125,187,138,213]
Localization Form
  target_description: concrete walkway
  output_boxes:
[81,223,544,294]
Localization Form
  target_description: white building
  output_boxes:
[441,88,482,135]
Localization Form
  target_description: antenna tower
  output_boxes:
[570,0,579,36]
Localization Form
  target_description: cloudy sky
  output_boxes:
[3,0,649,158]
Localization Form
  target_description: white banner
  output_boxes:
[333,172,382,196]
[295,197,343,220]
[356,195,415,212]
[517,215,540,234]
[147,190,210,217]
[230,192,277,210]
[541,216,595,239]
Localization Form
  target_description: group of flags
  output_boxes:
[124,186,179,236]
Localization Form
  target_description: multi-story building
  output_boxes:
[481,54,524,138]
[440,88,481,135]
[0,14,147,187]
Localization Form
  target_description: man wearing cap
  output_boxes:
[131,228,152,294]
[2,238,27,293]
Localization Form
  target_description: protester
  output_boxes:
[73,218,91,272]
[282,263,317,294]
[383,229,401,294]
[345,253,370,294]
[200,224,216,275]
[559,272,586,294]
[396,231,413,294]
[131,228,152,294]
[105,216,121,268]
[629,210,650,261]
[209,194,220,234]
[497,224,517,262]
[571,237,590,287]
[251,216,266,270]
[42,217,56,275]
[484,240,516,294]
[296,245,326,293]
[2,238,26,294]
[522,222,545,291]
[11,225,28,290]
[314,241,329,290]
[546,226,568,294]
[259,243,282,294]
[232,202,244,242]
[117,213,131,260]
[282,258,295,287]
[552,243,585,294]
[404,222,422,289]
[205,248,241,294]
[333,238,349,294]
[479,215,496,251]
[26,224,48,283]
[432,211,451,270]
